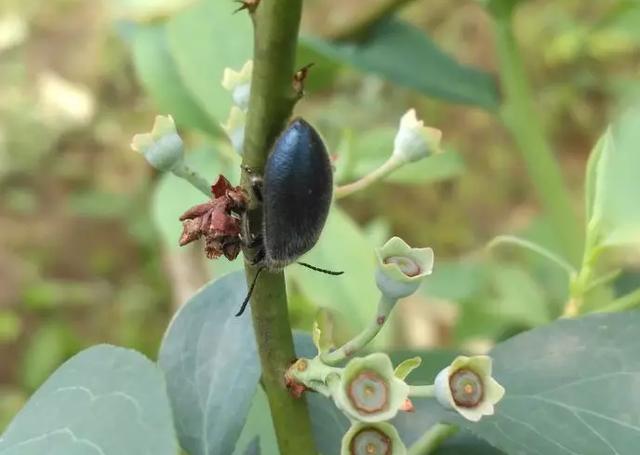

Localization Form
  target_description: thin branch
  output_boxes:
[407,423,458,455]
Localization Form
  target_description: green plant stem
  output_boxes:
[597,288,640,313]
[407,423,458,455]
[240,1,317,454]
[334,157,402,199]
[171,161,211,196]
[320,296,396,364]
[491,3,582,265]
[487,235,576,276]
[408,384,435,397]
[327,0,417,41]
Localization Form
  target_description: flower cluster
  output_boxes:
[285,236,506,454]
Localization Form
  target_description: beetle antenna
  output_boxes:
[297,262,344,276]
[235,267,265,317]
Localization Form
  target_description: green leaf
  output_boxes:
[302,19,499,110]
[589,107,640,248]
[394,356,422,380]
[158,271,259,455]
[242,437,260,455]
[436,312,640,455]
[287,207,378,336]
[233,387,277,455]
[165,0,252,123]
[132,24,221,136]
[0,345,177,455]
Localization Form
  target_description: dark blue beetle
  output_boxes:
[237,118,341,316]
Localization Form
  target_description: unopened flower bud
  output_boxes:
[131,115,184,171]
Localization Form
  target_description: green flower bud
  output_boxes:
[130,115,184,172]
[334,353,409,422]
[375,237,434,299]
[392,109,442,164]
[341,422,406,455]
[434,355,505,422]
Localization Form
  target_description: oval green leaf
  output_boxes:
[158,271,260,455]
[132,24,221,137]
[588,106,640,248]
[435,312,640,454]
[0,345,177,455]
[302,19,499,110]
[165,0,252,123]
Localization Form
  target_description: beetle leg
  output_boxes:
[250,176,263,202]
[250,247,266,266]
[245,234,263,249]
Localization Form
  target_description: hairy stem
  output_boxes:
[327,0,417,41]
[240,1,317,454]
[407,424,458,455]
[491,2,582,265]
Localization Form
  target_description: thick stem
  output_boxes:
[407,424,458,455]
[327,0,417,41]
[320,296,396,364]
[240,1,317,454]
[492,4,582,265]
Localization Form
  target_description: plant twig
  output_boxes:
[596,288,640,313]
[334,157,401,199]
[326,0,417,41]
[320,296,396,364]
[240,0,317,454]
[487,235,577,276]
[407,423,458,455]
[491,2,582,265]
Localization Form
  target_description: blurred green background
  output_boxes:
[1,0,639,430]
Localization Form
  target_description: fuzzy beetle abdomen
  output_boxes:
[262,118,333,269]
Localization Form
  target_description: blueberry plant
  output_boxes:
[1,0,640,454]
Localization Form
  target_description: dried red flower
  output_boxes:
[178,175,247,261]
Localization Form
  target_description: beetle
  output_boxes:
[237,117,342,316]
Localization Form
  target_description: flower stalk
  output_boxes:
[320,295,396,365]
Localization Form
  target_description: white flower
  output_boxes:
[131,115,184,171]
[375,236,434,299]
[341,421,406,455]
[434,355,505,422]
[222,60,253,111]
[392,109,442,163]
[221,106,246,154]
[333,353,409,422]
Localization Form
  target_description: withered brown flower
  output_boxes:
[178,175,247,261]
